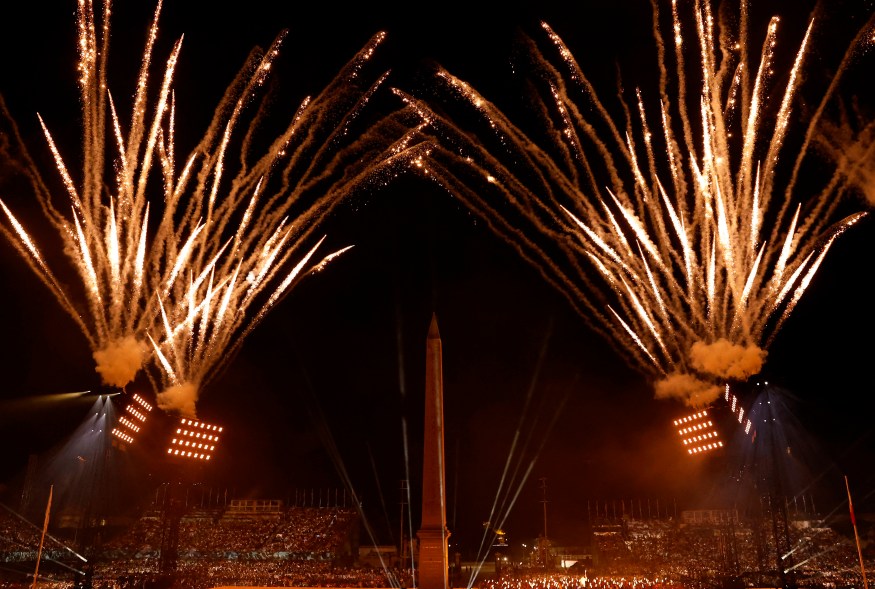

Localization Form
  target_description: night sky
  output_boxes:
[0,0,873,557]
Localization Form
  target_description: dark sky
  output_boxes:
[0,0,873,557]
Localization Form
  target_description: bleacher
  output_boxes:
[1,498,870,589]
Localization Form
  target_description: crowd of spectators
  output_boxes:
[1,500,872,588]
[91,503,380,587]
[1,503,408,588]
[97,505,359,561]
[480,573,686,589]
[581,513,868,588]
[0,507,43,558]
[1,506,86,587]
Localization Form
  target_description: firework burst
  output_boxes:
[398,0,873,406]
[0,0,426,415]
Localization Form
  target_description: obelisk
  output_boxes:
[417,314,450,589]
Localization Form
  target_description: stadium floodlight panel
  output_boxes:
[166,417,222,461]
[687,440,724,454]
[111,428,134,444]
[111,392,155,444]
[674,408,723,456]
[724,388,756,441]
[118,416,140,432]
[133,394,153,412]
[126,405,147,422]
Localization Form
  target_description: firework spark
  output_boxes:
[0,0,426,415]
[398,0,873,406]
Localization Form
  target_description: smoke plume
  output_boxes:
[689,339,766,380]
[156,382,199,418]
[93,336,147,388]
[654,372,722,407]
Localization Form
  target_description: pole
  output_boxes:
[400,479,408,567]
[845,476,869,589]
[540,477,548,539]
[539,477,549,569]
[32,485,52,589]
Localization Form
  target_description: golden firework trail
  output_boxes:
[0,0,427,413]
[397,0,873,405]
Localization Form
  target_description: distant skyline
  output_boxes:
[1,0,873,555]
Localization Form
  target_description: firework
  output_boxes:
[0,0,426,415]
[814,102,875,206]
[398,0,873,406]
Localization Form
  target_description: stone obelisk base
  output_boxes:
[417,527,449,589]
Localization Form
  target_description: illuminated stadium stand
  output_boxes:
[166,417,222,461]
[111,393,153,444]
